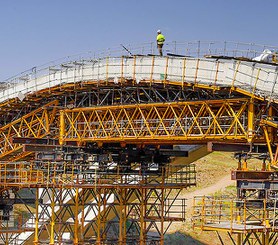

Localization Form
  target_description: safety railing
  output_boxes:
[0,213,34,232]
[164,198,187,221]
[192,196,277,232]
[1,43,278,104]
[129,196,187,222]
[165,164,196,185]
[2,40,278,87]
[0,162,44,186]
[3,40,278,83]
[0,162,196,187]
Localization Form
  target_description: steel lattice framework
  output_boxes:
[0,51,277,244]
[0,100,58,161]
[0,85,275,245]
[60,98,264,145]
[0,162,195,244]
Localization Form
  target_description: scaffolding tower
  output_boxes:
[0,42,277,244]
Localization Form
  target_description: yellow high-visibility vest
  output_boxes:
[157,34,165,45]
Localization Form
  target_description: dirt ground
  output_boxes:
[165,151,241,245]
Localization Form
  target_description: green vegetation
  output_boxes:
[214,184,237,199]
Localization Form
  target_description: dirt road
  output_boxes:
[166,174,235,234]
[185,174,235,209]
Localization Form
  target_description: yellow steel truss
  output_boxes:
[0,100,58,160]
[59,98,262,145]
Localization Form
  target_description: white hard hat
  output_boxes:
[157,29,161,33]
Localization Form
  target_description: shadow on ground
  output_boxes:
[164,231,205,245]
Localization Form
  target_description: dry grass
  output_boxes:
[165,151,262,245]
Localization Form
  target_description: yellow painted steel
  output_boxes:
[213,60,220,89]
[59,110,65,145]
[0,100,58,160]
[263,126,275,168]
[73,187,79,245]
[34,189,39,244]
[251,68,261,97]
[50,190,55,245]
[194,58,200,86]
[164,56,169,85]
[150,56,155,85]
[0,162,44,187]
[261,118,278,129]
[247,100,254,143]
[193,196,274,245]
[182,58,186,88]
[231,61,241,91]
[60,98,261,145]
[2,55,278,244]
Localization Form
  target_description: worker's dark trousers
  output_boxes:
[157,44,163,56]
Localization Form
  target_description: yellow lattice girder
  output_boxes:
[0,100,58,159]
[59,98,262,145]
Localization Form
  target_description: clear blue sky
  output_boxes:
[0,0,277,80]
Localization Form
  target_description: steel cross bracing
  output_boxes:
[0,89,275,245]
[0,161,195,244]
[0,90,275,244]
[0,82,233,125]
[0,100,58,161]
[32,185,186,244]
[0,53,277,244]
[59,98,267,145]
[0,93,270,162]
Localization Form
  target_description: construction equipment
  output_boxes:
[0,41,277,244]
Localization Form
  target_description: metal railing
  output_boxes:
[0,161,196,187]
[192,196,278,232]
[2,40,278,86]
[0,213,34,233]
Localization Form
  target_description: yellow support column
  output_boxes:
[160,169,165,245]
[140,188,145,245]
[237,233,242,245]
[247,100,254,143]
[50,190,55,245]
[59,110,65,145]
[101,189,107,242]
[132,55,136,85]
[262,232,270,245]
[123,188,127,245]
[163,57,169,86]
[263,126,274,167]
[150,56,155,85]
[182,58,186,88]
[119,188,123,245]
[33,189,39,245]
[268,106,274,143]
[73,188,79,245]
[81,189,85,242]
[96,190,102,245]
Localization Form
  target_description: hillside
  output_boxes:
[165,151,240,245]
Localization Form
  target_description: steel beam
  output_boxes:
[59,98,265,145]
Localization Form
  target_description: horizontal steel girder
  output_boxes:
[59,98,263,144]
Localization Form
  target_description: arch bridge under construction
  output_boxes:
[0,41,277,244]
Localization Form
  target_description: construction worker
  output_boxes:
[156,30,165,56]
